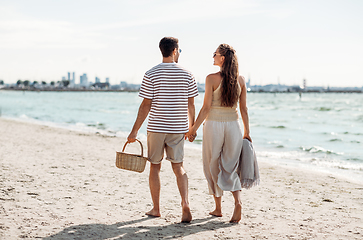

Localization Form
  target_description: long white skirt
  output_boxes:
[202,120,243,197]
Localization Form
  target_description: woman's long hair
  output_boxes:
[218,44,239,107]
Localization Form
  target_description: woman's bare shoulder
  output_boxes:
[206,72,222,82]
[205,72,222,90]
[238,75,246,86]
[207,71,221,78]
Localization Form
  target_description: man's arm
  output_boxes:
[127,98,152,142]
[187,97,195,128]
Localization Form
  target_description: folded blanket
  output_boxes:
[238,139,260,189]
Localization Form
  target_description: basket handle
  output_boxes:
[122,139,144,157]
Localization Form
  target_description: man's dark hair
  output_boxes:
[159,37,179,57]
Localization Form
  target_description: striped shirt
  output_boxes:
[139,63,199,133]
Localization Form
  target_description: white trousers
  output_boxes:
[202,120,243,197]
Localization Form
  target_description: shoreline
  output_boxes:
[1,117,362,239]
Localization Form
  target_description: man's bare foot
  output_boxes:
[209,209,222,217]
[229,203,242,223]
[181,205,192,223]
[146,208,161,217]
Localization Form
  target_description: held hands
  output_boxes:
[185,126,197,142]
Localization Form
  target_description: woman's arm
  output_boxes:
[185,75,215,140]
[238,76,252,142]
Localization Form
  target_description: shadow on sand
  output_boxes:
[42,216,235,239]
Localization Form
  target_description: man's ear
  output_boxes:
[172,48,177,55]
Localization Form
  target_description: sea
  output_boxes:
[1,90,362,183]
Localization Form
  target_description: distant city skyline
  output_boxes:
[1,71,361,89]
[3,77,361,94]
[0,0,362,87]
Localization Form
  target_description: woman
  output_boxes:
[186,44,251,223]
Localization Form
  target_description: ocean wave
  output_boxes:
[329,138,342,142]
[300,146,343,155]
[71,108,93,112]
[347,158,363,162]
[315,107,332,111]
[257,149,363,176]
[308,158,363,171]
[342,131,363,136]
[322,132,339,135]
[312,106,355,112]
[20,114,30,119]
[322,161,363,171]
[87,122,107,130]
[270,125,286,129]
[267,140,284,148]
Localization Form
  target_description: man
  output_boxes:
[127,37,198,223]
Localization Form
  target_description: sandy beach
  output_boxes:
[0,117,362,239]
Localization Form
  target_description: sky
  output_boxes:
[0,0,362,87]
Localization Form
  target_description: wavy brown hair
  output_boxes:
[218,44,239,107]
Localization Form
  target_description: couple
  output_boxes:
[127,37,251,223]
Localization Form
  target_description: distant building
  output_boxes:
[120,81,128,89]
[80,73,88,86]
[127,84,141,90]
[106,77,109,83]
[62,76,66,81]
[287,85,302,92]
[119,81,140,91]
[72,72,75,85]
[67,72,71,81]
[95,77,100,83]
[92,82,109,89]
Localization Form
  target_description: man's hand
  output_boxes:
[188,133,197,142]
[127,131,137,143]
[185,127,197,142]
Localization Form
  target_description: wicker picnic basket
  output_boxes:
[116,139,147,173]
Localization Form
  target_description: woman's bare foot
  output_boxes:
[146,208,161,217]
[209,209,222,217]
[181,205,192,223]
[229,203,242,223]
